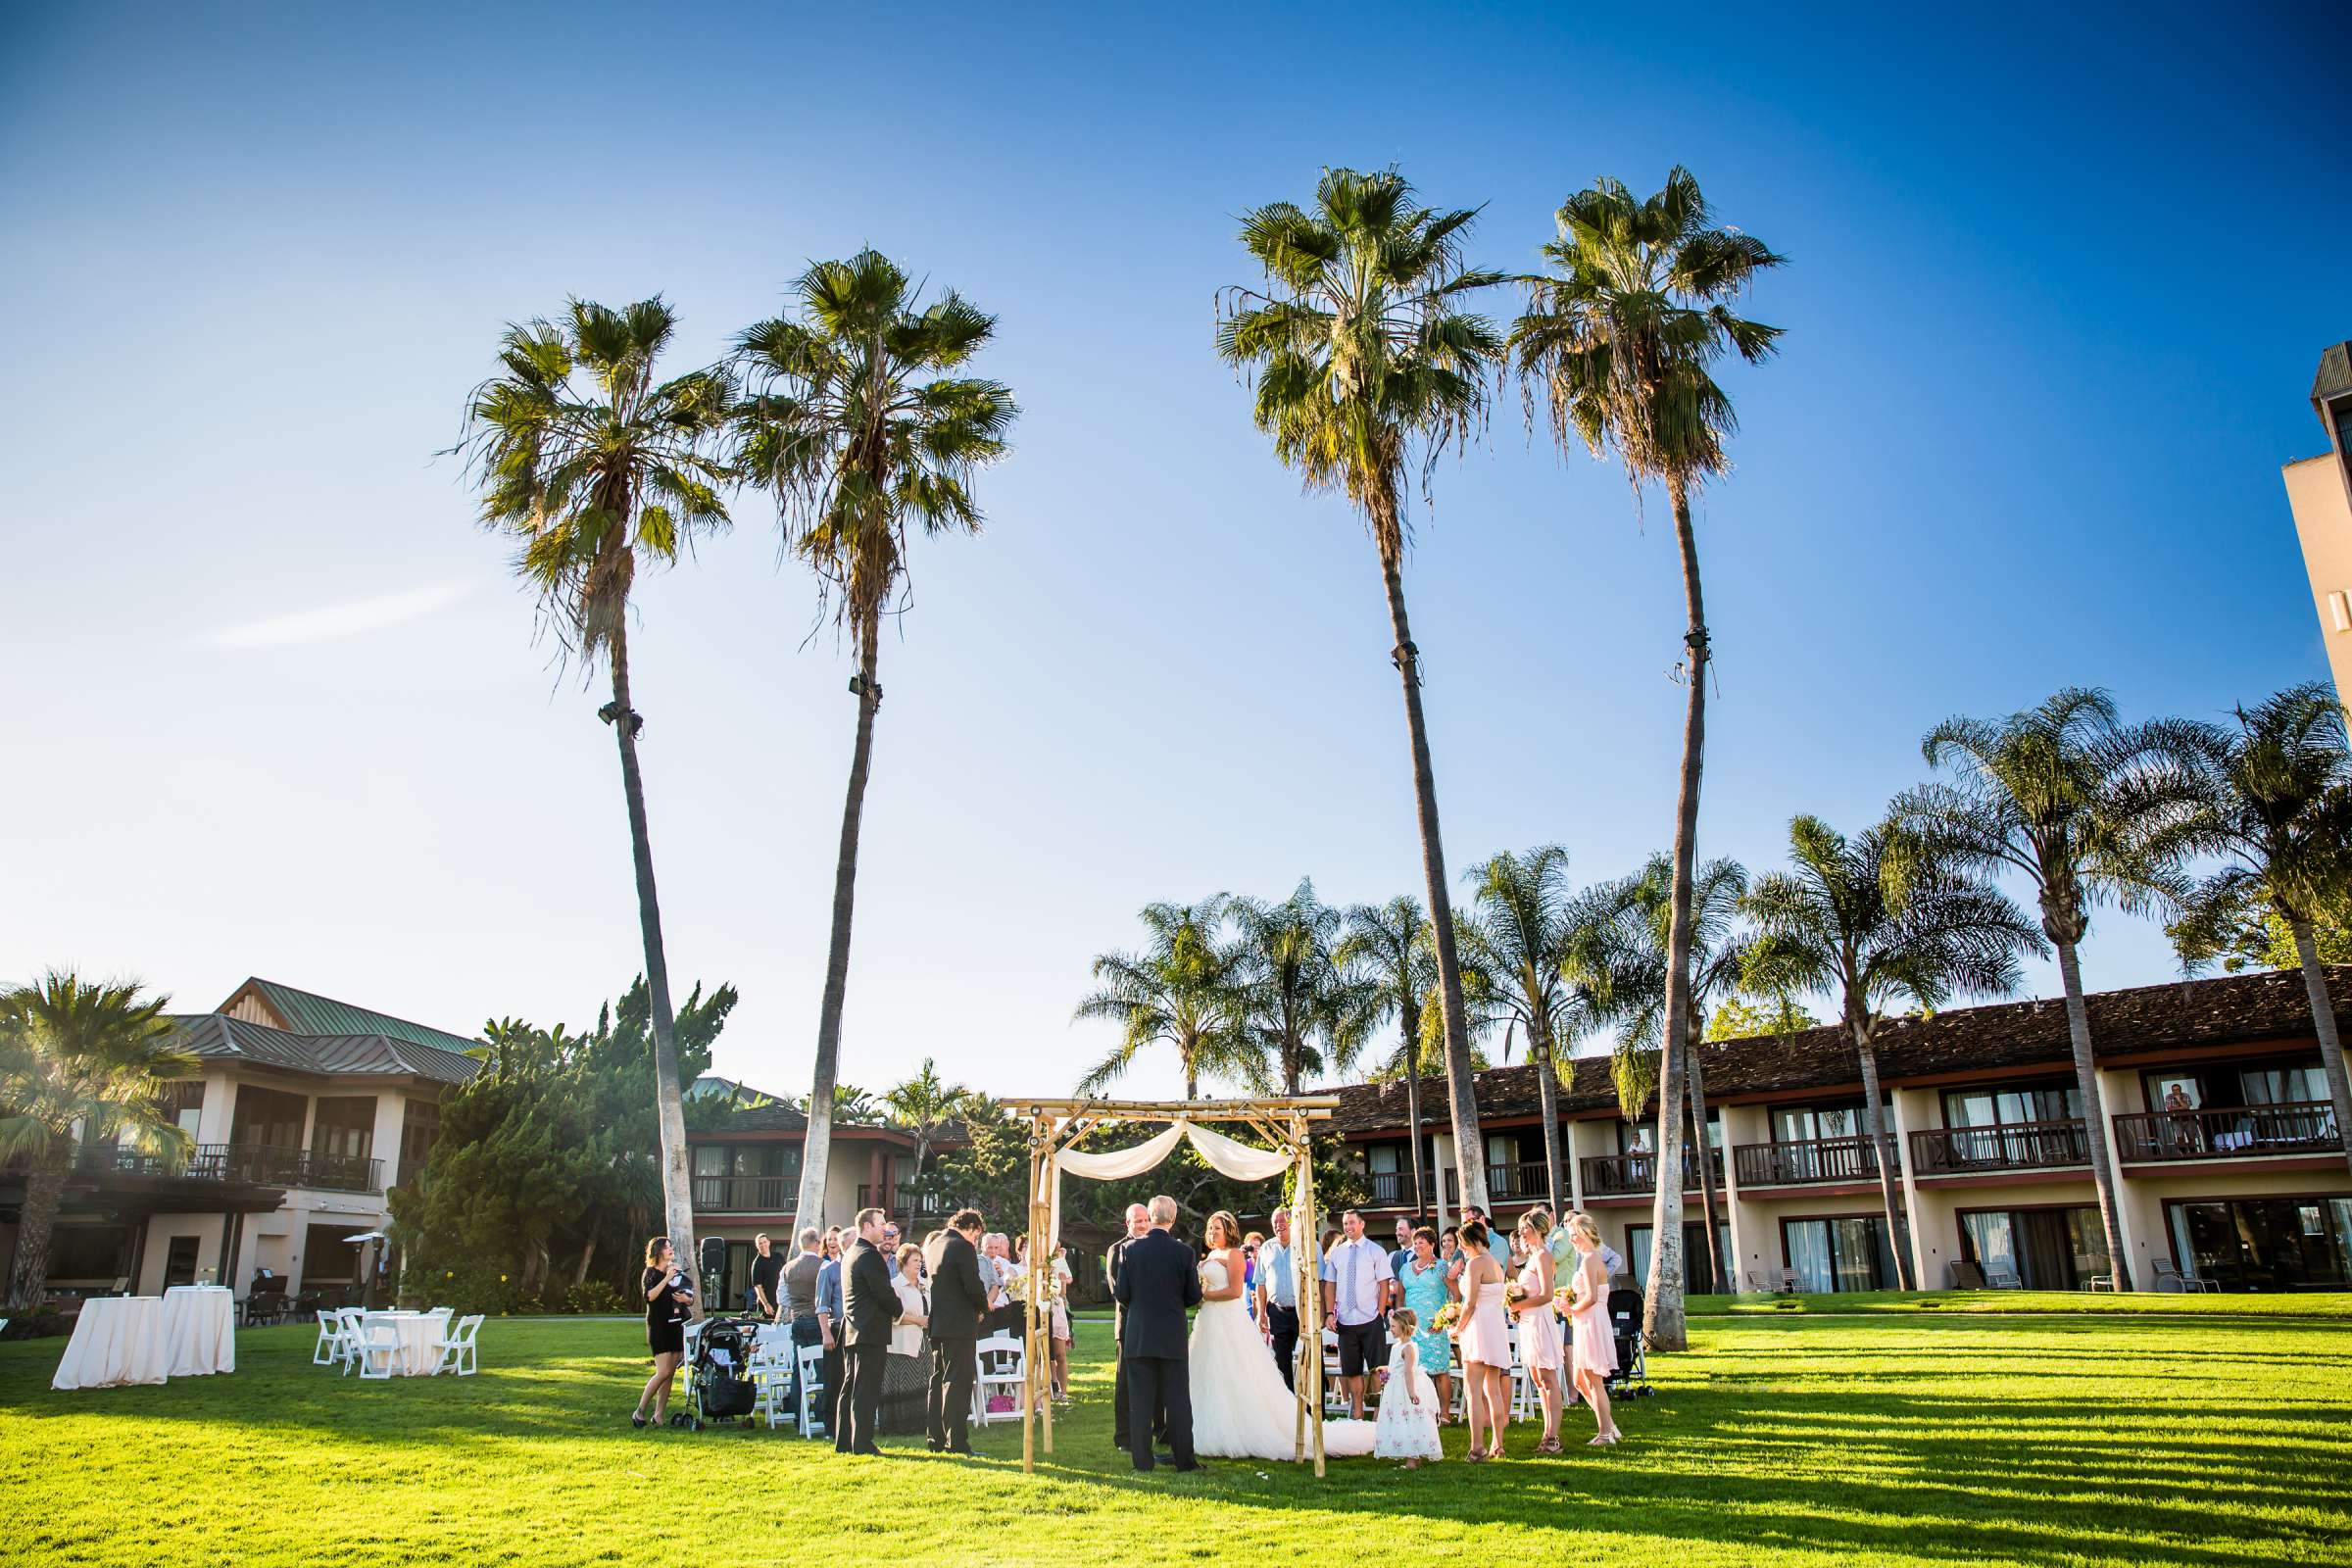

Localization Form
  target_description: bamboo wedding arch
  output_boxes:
[1003,1095,1341,1477]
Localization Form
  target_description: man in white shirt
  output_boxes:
[1319,1208,1394,1419]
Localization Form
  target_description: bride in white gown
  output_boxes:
[1189,1213,1376,1460]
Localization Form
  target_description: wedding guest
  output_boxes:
[822,1226,844,1261]
[1439,1224,1463,1292]
[1321,1209,1394,1420]
[1254,1206,1303,1392]
[1510,1211,1565,1453]
[1373,1307,1442,1467]
[1393,1225,1455,1424]
[814,1234,845,1422]
[1454,1221,1510,1462]
[1105,1202,1157,1452]
[1562,1213,1622,1446]
[631,1237,693,1429]
[982,1233,1024,1338]
[1027,1239,1076,1400]
[835,1208,894,1455]
[879,1243,931,1435]
[1389,1215,1416,1282]
[921,1210,986,1453]
[1568,1212,1625,1279]
[749,1233,784,1323]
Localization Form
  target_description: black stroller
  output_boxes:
[675,1316,760,1431]
[1604,1287,1654,1397]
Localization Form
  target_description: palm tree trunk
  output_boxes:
[2287,917,2352,1184]
[1685,1015,1724,1295]
[1402,1004,1427,1221]
[1532,1017,1565,1212]
[573,1226,598,1289]
[1645,475,1706,1352]
[1375,537,1485,1215]
[609,624,695,1286]
[3,1144,71,1312]
[2053,937,2131,1291]
[795,613,882,1237]
[1849,1017,1915,1290]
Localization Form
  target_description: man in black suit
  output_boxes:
[921,1208,989,1454]
[1104,1202,1156,1451]
[835,1207,895,1455]
[1111,1195,1201,1473]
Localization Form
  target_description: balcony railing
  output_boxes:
[1734,1136,1885,1188]
[691,1174,800,1212]
[1580,1149,1723,1198]
[1910,1119,2089,1176]
[2113,1101,2342,1162]
[1435,1161,1563,1204]
[26,1142,382,1194]
[1364,1168,1441,1207]
[859,1184,950,1218]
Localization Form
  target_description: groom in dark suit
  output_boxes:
[1111,1194,1201,1473]
[921,1209,989,1454]
[835,1207,895,1455]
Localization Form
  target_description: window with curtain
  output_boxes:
[310,1097,375,1162]
[228,1086,308,1151]
[2241,1064,2328,1104]
[1772,1103,1864,1143]
[1783,1216,1890,1293]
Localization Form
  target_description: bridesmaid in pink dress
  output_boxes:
[1454,1221,1511,1461]
[1508,1213,1565,1453]
[1564,1212,1622,1446]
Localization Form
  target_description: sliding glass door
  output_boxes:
[1783,1216,1893,1293]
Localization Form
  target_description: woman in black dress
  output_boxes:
[880,1243,931,1435]
[632,1237,694,1429]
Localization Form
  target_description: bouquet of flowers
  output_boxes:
[1003,1267,1062,1305]
[1551,1285,1577,1316]
[1503,1281,1529,1305]
[1431,1301,1461,1339]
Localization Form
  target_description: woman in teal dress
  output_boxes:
[1394,1226,1456,1423]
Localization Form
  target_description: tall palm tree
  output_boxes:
[1338,896,1440,1218]
[1510,168,1782,1349]
[885,1057,977,1185]
[2169,684,2352,1181]
[1741,817,2042,1290]
[1457,847,1584,1210]
[1231,879,1374,1097]
[1217,168,1502,1211]
[457,297,732,1264]
[1894,689,2203,1292]
[733,253,1017,1235]
[0,972,196,1309]
[1585,854,1750,1292]
[1075,897,1256,1100]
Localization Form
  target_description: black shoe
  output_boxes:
[946,1443,974,1456]
[925,1441,944,1452]
[629,1411,648,1430]
[1171,1460,1201,1472]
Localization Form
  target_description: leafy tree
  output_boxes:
[1584,854,1750,1291]
[1704,994,1821,1041]
[1894,688,2204,1291]
[1217,167,1502,1210]
[1075,897,1256,1100]
[454,298,732,1268]
[2169,684,2352,1181]
[733,252,1017,1240]
[1510,168,1783,1350]
[1457,847,1587,1209]
[1741,816,2040,1290]
[1338,896,1440,1217]
[1231,879,1375,1096]
[0,972,194,1310]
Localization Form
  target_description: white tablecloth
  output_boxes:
[161,1286,236,1376]
[368,1312,443,1376]
[52,1297,169,1391]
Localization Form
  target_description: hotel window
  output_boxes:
[162,1081,204,1143]
[229,1086,308,1150]
[1960,1206,2109,1290]
[1773,1103,1864,1143]
[311,1097,375,1162]
[1781,1216,1895,1294]
[2170,1198,2352,1290]
[1941,1083,2082,1128]
[2240,1063,2328,1105]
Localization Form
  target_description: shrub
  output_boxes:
[564,1280,627,1315]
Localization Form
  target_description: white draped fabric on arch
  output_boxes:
[1045,1118,1294,1249]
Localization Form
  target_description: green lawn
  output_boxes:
[3,1305,2348,1566]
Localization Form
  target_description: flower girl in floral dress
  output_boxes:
[1373,1307,1444,1467]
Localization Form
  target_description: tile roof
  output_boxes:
[224,977,483,1056]
[1326,965,2351,1134]
[170,1013,482,1087]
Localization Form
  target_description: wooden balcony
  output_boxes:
[1579,1148,1723,1199]
[1733,1135,1884,1188]
[1425,1161,1562,1205]
[1910,1119,2089,1176]
[858,1184,950,1218]
[691,1174,799,1212]
[1363,1168,1441,1208]
[2113,1101,2341,1162]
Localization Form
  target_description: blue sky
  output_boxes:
[4,2,2346,1103]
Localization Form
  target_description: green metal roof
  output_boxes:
[228,977,483,1056]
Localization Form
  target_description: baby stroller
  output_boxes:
[676,1316,760,1431]
[1604,1288,1654,1398]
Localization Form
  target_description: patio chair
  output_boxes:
[312,1309,344,1366]
[1744,1270,1779,1294]
[972,1332,1026,1427]
[1987,1267,2022,1290]
[1947,1259,1989,1290]
[2085,1272,2118,1292]
[794,1343,827,1439]
[353,1315,401,1380]
[746,1334,793,1429]
[431,1314,483,1377]
[1779,1269,1801,1295]
[2151,1259,2187,1294]
[334,1308,368,1375]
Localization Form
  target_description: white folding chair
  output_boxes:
[423,1306,454,1332]
[354,1315,401,1380]
[973,1332,1026,1427]
[795,1343,828,1438]
[431,1313,482,1376]
[334,1308,368,1375]
[312,1309,342,1366]
[744,1334,790,1429]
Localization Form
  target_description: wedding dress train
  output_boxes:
[1188,1258,1376,1460]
